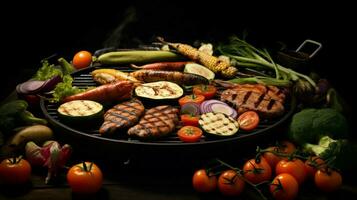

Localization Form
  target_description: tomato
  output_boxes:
[0,156,31,185]
[192,85,217,99]
[218,169,245,196]
[177,126,202,143]
[73,50,92,69]
[270,173,299,200]
[67,162,103,194]
[304,156,325,179]
[180,114,200,127]
[263,146,282,169]
[275,158,307,185]
[278,141,296,155]
[314,168,342,192]
[237,111,260,131]
[178,94,205,107]
[192,169,217,193]
[243,157,272,184]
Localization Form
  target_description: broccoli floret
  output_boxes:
[304,136,357,172]
[288,108,349,145]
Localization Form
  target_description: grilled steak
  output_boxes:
[127,105,179,138]
[99,98,145,135]
[220,84,286,118]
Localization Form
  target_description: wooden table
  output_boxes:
[1,91,357,200]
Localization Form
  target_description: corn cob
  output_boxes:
[157,37,238,78]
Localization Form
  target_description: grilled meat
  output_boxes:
[99,99,145,135]
[127,105,179,138]
[220,84,286,118]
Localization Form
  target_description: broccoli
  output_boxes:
[288,108,349,145]
[304,136,357,172]
[0,100,47,134]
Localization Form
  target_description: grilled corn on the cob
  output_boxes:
[157,37,238,78]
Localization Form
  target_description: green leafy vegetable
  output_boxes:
[50,75,85,103]
[33,59,63,81]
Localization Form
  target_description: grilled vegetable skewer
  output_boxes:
[157,37,238,78]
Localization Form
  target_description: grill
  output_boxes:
[40,64,296,155]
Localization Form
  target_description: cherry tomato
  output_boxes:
[192,169,217,193]
[0,156,31,185]
[263,146,282,169]
[276,158,307,185]
[192,85,217,99]
[180,114,200,127]
[243,157,272,184]
[178,94,205,107]
[304,156,325,179]
[314,168,342,192]
[278,140,296,155]
[177,126,203,143]
[270,173,299,200]
[218,169,245,196]
[237,111,260,131]
[72,50,92,69]
[67,162,103,194]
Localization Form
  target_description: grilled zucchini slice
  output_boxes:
[199,112,239,137]
[58,100,104,124]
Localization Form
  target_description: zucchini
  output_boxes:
[199,112,239,137]
[184,63,215,80]
[135,81,184,100]
[97,50,185,65]
[57,100,104,124]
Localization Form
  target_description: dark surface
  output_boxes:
[1,1,357,199]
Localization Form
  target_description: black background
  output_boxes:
[1,1,356,130]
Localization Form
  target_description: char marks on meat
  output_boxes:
[127,105,179,138]
[220,84,286,118]
[99,98,145,135]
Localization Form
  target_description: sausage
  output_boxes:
[130,70,209,86]
[130,61,188,71]
[62,81,133,103]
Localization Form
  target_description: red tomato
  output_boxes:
[178,94,205,107]
[218,169,245,196]
[73,50,92,69]
[279,141,296,155]
[276,159,307,185]
[314,168,342,192]
[0,157,31,185]
[192,169,217,193]
[192,85,217,99]
[304,156,325,179]
[263,146,282,169]
[242,157,272,184]
[270,173,299,200]
[177,126,203,143]
[180,114,200,127]
[67,162,103,194]
[237,111,260,131]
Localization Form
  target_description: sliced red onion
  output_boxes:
[41,75,62,92]
[17,80,46,94]
[200,99,237,118]
[180,102,200,115]
[16,75,62,95]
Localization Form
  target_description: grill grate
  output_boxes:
[41,65,295,146]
